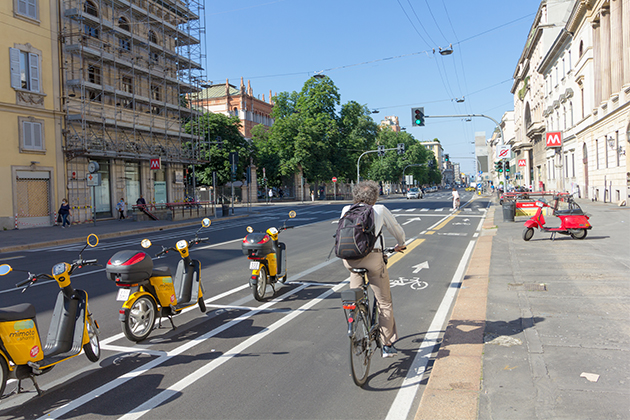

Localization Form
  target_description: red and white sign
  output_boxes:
[332,177,337,183]
[30,345,40,358]
[546,131,562,148]
[150,158,161,170]
[518,159,527,167]
[496,145,511,159]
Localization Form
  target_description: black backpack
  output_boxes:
[334,203,379,259]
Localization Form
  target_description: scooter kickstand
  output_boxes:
[167,315,176,330]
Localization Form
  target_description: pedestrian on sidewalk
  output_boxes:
[452,187,460,210]
[116,198,126,219]
[58,198,72,228]
[136,195,146,208]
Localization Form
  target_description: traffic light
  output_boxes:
[377,145,385,156]
[397,143,405,154]
[505,161,510,172]
[444,154,449,162]
[495,161,503,173]
[411,107,425,127]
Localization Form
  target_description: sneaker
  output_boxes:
[382,345,398,358]
[61,226,65,229]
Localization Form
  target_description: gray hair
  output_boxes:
[352,181,379,205]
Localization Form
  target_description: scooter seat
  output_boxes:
[0,303,36,321]
[152,266,172,277]
[554,209,584,216]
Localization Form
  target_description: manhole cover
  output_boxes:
[508,283,548,291]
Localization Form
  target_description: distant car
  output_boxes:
[406,187,423,199]
[465,186,475,191]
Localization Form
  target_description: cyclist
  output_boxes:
[340,181,406,358]
[452,187,460,210]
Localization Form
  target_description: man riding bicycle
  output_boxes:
[340,181,406,357]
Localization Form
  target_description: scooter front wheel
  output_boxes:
[83,315,101,362]
[252,265,268,302]
[0,356,7,398]
[123,296,157,342]
[569,229,587,240]
[522,227,534,241]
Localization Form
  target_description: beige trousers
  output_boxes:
[343,252,398,346]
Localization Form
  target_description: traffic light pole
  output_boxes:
[356,147,400,182]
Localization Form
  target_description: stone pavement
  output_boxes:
[415,198,630,419]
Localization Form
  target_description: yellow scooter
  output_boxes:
[242,211,295,301]
[106,218,210,342]
[0,235,101,397]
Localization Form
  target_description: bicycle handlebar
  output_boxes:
[16,273,53,288]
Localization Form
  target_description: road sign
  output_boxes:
[86,173,101,186]
[332,177,337,183]
[497,145,510,159]
[546,131,562,147]
[150,158,161,170]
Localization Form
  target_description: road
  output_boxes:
[0,191,490,420]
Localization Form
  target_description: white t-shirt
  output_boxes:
[452,190,460,200]
[341,203,406,248]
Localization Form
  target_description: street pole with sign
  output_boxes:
[332,177,337,200]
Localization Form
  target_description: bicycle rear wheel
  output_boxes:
[349,306,371,387]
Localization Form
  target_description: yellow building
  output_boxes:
[0,0,64,229]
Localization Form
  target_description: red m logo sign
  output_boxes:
[546,132,562,147]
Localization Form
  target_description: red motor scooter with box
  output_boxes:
[522,193,591,241]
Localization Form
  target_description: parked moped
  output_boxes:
[106,218,210,342]
[242,211,295,301]
[523,194,591,241]
[0,235,101,397]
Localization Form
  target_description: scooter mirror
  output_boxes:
[201,218,211,228]
[0,264,12,276]
[246,226,254,233]
[288,211,296,219]
[141,239,152,248]
[87,233,99,248]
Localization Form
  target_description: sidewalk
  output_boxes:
[416,198,630,419]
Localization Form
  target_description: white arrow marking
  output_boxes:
[412,261,429,273]
[402,217,421,226]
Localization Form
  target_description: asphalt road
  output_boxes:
[0,191,490,420]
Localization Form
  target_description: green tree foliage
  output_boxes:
[251,76,378,185]
[184,112,252,186]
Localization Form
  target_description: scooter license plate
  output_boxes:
[116,288,131,301]
[249,261,260,270]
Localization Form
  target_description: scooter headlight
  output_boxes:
[52,262,67,276]
[176,240,187,250]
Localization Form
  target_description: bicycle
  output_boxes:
[340,247,396,387]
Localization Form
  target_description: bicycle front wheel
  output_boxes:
[349,306,371,387]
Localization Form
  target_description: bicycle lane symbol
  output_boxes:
[390,277,428,290]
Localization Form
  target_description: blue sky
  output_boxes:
[204,0,542,175]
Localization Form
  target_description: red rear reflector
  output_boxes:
[119,309,125,314]
[123,253,146,266]
[343,304,356,310]
[257,235,270,244]
[348,317,354,323]
[251,275,257,280]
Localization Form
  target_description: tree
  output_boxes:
[184,112,252,187]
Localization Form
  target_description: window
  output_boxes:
[88,65,101,84]
[119,38,131,51]
[84,0,97,16]
[118,17,130,32]
[567,50,571,71]
[148,30,158,44]
[150,52,159,63]
[10,48,39,92]
[85,25,99,38]
[579,40,583,58]
[595,139,599,169]
[122,76,133,93]
[571,153,575,177]
[151,85,161,101]
[16,0,38,20]
[20,119,44,151]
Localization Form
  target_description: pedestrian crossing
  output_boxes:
[390,207,485,213]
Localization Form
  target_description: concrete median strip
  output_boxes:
[414,207,495,420]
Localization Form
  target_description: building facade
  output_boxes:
[1,0,65,230]
[58,0,206,222]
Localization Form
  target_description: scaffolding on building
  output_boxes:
[60,0,206,220]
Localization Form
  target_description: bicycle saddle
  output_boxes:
[351,268,368,274]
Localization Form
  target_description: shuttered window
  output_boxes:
[10,48,40,92]
[17,0,38,20]
[22,120,43,150]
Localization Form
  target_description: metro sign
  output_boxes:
[518,159,527,167]
[150,158,161,170]
[546,131,562,148]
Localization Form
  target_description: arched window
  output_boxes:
[84,0,98,17]
[118,17,130,32]
[148,30,158,44]
[524,102,532,128]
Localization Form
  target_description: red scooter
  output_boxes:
[522,194,591,241]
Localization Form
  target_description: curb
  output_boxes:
[0,214,251,253]
[414,206,495,420]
